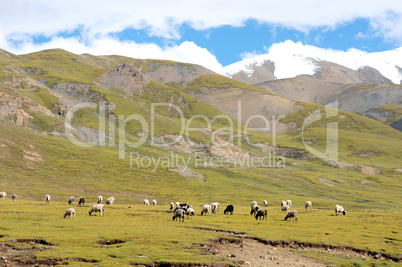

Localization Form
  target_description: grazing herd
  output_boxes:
[0,192,348,221]
[167,199,345,222]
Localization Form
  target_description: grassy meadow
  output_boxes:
[0,200,400,266]
[0,122,401,266]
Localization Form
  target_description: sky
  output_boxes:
[1,0,402,74]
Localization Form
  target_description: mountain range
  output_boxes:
[221,46,402,131]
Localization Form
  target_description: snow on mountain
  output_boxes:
[222,40,402,84]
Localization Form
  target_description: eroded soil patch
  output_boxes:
[191,228,401,266]
[0,239,98,266]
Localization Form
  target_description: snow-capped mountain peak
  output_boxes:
[221,40,402,84]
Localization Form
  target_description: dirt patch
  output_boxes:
[22,150,43,161]
[146,262,228,267]
[360,165,381,175]
[202,236,402,266]
[169,166,205,182]
[318,178,336,187]
[0,239,99,266]
[97,239,126,245]
[206,237,326,266]
[15,239,55,246]
[191,228,401,265]
[338,161,381,175]
[337,161,359,170]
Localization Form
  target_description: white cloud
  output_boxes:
[2,1,402,40]
[369,10,402,43]
[239,50,260,60]
[1,0,402,73]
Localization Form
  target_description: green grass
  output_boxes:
[184,74,270,94]
[0,200,400,266]
[0,121,401,265]
[20,87,61,111]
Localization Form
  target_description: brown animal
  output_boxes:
[255,209,267,220]
[285,210,298,221]
[78,196,86,205]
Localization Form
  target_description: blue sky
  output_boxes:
[1,0,401,72]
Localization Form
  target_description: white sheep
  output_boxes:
[335,205,346,216]
[97,195,103,204]
[286,200,292,207]
[68,196,75,205]
[45,194,51,203]
[250,203,259,215]
[305,201,312,212]
[212,202,220,211]
[263,200,268,206]
[175,202,180,208]
[285,210,298,221]
[201,204,212,216]
[11,194,17,202]
[63,208,76,218]
[282,204,290,213]
[0,192,7,200]
[280,200,286,207]
[210,202,219,213]
[144,199,150,205]
[170,202,174,210]
[251,201,257,206]
[185,208,195,219]
[173,208,185,221]
[152,199,157,206]
[106,197,114,205]
[89,204,105,216]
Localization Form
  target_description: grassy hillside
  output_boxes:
[0,49,401,265]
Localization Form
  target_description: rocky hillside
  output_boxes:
[0,48,401,167]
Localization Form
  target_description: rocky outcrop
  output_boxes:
[52,82,114,118]
[142,61,214,88]
[96,64,149,96]
[0,92,33,126]
[356,66,392,83]
[360,105,402,131]
[253,142,313,160]
[360,108,397,123]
